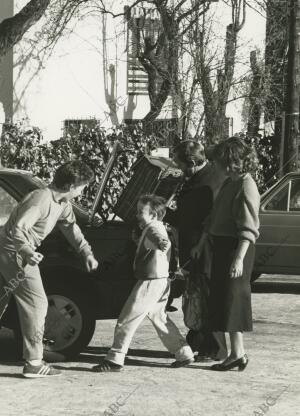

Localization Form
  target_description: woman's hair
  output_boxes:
[210,136,258,174]
[53,161,95,191]
[173,140,206,168]
[138,194,167,221]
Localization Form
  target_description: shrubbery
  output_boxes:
[242,133,280,193]
[0,121,280,213]
[0,121,157,219]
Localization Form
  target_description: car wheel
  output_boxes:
[43,285,96,359]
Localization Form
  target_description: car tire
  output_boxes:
[43,276,96,359]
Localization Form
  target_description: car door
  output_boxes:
[255,175,300,275]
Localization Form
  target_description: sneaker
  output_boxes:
[23,361,62,378]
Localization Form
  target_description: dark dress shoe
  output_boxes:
[92,360,123,372]
[166,305,178,312]
[211,354,249,371]
[171,357,195,368]
[195,354,220,362]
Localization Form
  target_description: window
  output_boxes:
[265,179,300,212]
[265,182,289,211]
[289,180,300,211]
[0,187,17,226]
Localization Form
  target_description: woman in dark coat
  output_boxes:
[192,137,260,371]
[166,140,226,359]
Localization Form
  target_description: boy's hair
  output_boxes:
[138,194,167,221]
[53,161,95,191]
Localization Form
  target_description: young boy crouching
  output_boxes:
[93,194,194,372]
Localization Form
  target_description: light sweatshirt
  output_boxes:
[206,173,260,244]
[0,187,93,259]
[134,220,171,280]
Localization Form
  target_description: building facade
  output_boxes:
[0,0,14,123]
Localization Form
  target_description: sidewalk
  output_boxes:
[0,292,299,416]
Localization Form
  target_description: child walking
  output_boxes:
[93,194,194,372]
[0,161,98,378]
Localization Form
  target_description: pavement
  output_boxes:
[0,280,299,416]
[252,274,300,294]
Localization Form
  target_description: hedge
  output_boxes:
[0,121,157,219]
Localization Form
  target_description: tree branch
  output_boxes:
[99,0,145,19]
[0,0,51,57]
[177,0,207,24]
[179,3,211,36]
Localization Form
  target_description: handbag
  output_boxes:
[182,260,210,331]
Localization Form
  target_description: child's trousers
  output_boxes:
[106,278,194,366]
[0,249,48,361]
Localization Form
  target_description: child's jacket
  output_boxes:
[133,220,171,280]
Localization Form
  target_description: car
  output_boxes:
[253,171,300,280]
[0,143,182,358]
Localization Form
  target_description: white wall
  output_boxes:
[0,0,14,122]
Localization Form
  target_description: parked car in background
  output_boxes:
[253,171,300,280]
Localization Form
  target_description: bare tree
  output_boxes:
[5,1,215,127]
[192,0,247,142]
[102,14,119,125]
[2,0,268,144]
[123,1,212,123]
[0,0,51,57]
[104,0,264,141]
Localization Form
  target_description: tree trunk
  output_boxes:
[204,97,227,143]
[283,0,300,173]
[199,23,239,144]
[141,20,178,125]
[196,1,245,144]
[0,0,51,57]
[143,78,172,123]
[247,50,263,137]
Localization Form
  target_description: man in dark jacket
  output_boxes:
[165,140,225,360]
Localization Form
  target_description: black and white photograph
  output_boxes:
[0,1,299,415]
